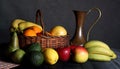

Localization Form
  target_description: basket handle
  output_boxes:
[36,9,45,35]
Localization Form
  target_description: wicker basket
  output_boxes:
[19,34,69,49]
[18,10,70,49]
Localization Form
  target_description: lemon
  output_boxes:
[43,48,59,65]
[50,25,67,36]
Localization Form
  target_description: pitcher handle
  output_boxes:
[86,8,102,41]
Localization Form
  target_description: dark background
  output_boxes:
[0,0,120,48]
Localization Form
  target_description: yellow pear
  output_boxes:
[50,25,67,36]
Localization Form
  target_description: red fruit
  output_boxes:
[69,45,77,51]
[73,46,88,63]
[69,45,83,53]
[57,47,71,62]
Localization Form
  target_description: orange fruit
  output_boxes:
[30,26,42,34]
[24,29,37,36]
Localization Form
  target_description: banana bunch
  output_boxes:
[10,19,42,33]
[84,40,117,61]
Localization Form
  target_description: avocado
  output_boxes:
[26,43,42,53]
[27,51,44,66]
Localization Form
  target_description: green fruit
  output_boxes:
[26,43,42,53]
[28,51,44,66]
[88,53,111,61]
[11,49,26,63]
[84,40,110,50]
[7,32,19,55]
[87,46,113,57]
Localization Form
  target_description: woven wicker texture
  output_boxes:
[19,34,70,49]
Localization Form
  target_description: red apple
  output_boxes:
[73,46,88,63]
[57,47,71,62]
[70,45,77,51]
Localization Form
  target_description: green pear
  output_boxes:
[7,32,20,56]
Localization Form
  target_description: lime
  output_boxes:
[11,49,26,63]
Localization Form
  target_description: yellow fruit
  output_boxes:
[88,53,111,61]
[84,40,110,50]
[10,19,26,32]
[11,19,26,29]
[18,22,42,32]
[50,26,67,36]
[43,48,59,65]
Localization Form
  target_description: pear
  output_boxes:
[7,32,20,56]
[50,25,67,36]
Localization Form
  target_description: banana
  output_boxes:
[87,46,113,57]
[84,40,110,50]
[10,19,26,32]
[88,53,111,61]
[18,21,42,32]
[110,50,117,59]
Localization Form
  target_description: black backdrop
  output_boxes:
[0,0,120,48]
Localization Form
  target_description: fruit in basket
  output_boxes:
[10,19,26,32]
[73,46,88,63]
[23,29,37,36]
[29,26,42,34]
[11,49,26,63]
[26,51,44,66]
[50,25,67,36]
[7,32,20,55]
[18,21,42,33]
[84,40,117,61]
[57,47,71,62]
[43,48,59,65]
[26,43,42,53]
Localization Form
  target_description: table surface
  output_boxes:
[0,43,120,69]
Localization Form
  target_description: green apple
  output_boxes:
[11,49,26,63]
